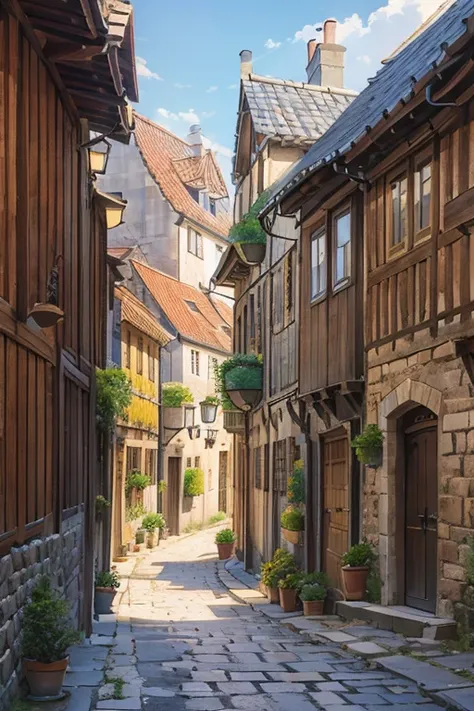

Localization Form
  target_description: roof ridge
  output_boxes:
[133,111,192,147]
[247,74,358,97]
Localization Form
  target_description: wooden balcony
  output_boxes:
[223,410,245,434]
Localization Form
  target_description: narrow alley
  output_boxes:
[62,528,473,711]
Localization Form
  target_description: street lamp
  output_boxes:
[88,138,111,175]
[95,189,127,229]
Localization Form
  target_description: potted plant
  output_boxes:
[351,424,384,468]
[300,583,327,616]
[95,569,120,614]
[280,505,304,545]
[96,367,132,433]
[215,528,236,559]
[162,382,194,429]
[200,395,220,424]
[184,467,205,497]
[261,549,296,603]
[22,577,80,700]
[125,470,151,497]
[341,542,375,600]
[278,572,303,612]
[228,190,270,264]
[221,354,263,412]
[142,512,166,548]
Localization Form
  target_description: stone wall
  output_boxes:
[0,512,84,710]
[366,339,474,616]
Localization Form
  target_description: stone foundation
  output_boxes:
[0,512,84,710]
[366,340,474,617]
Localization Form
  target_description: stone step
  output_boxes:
[336,601,457,640]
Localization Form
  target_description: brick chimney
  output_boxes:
[187,124,204,157]
[306,19,345,88]
[240,50,253,79]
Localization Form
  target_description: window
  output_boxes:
[311,228,326,299]
[194,456,200,468]
[148,344,155,382]
[210,198,217,216]
[254,446,262,489]
[272,267,284,332]
[334,210,351,287]
[187,227,204,258]
[185,300,200,313]
[187,186,200,203]
[186,457,192,468]
[125,329,131,368]
[191,349,200,376]
[390,175,408,246]
[137,336,143,375]
[144,449,158,485]
[415,163,431,233]
[126,446,141,474]
[263,443,270,491]
[273,440,287,494]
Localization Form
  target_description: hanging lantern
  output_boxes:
[95,189,127,229]
[88,137,111,175]
[200,398,219,424]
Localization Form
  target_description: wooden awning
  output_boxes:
[213,245,251,287]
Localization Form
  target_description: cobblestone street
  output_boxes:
[55,527,473,711]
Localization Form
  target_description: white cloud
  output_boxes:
[206,85,218,93]
[174,82,192,89]
[157,107,178,120]
[357,55,372,65]
[202,136,233,159]
[264,38,282,50]
[136,56,162,81]
[178,109,200,123]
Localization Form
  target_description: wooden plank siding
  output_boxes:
[366,104,474,349]
[0,7,107,560]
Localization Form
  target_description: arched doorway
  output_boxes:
[402,406,438,613]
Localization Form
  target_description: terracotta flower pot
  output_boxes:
[342,565,369,600]
[239,242,266,264]
[279,587,297,612]
[281,528,302,545]
[95,587,116,615]
[267,586,279,604]
[303,600,324,616]
[24,657,68,700]
[217,542,234,560]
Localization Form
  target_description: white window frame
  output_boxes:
[311,227,327,301]
[333,207,352,290]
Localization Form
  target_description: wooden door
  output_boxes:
[218,451,228,512]
[167,457,181,536]
[322,434,350,587]
[405,422,437,613]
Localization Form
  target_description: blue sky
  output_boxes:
[132,0,450,189]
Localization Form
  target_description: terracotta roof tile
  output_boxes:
[131,260,231,353]
[133,113,232,239]
[210,296,234,326]
[115,285,171,346]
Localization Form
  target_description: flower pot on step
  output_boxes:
[94,587,116,615]
[267,586,279,604]
[24,657,69,700]
[216,542,234,560]
[279,587,297,612]
[341,565,369,600]
[303,600,324,616]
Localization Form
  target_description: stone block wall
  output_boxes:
[365,339,474,617]
[0,512,84,710]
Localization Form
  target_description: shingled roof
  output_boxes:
[242,75,357,145]
[115,286,171,346]
[266,0,474,211]
[131,260,232,354]
[133,114,231,239]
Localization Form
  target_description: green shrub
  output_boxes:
[278,572,304,590]
[125,470,151,495]
[215,528,236,544]
[96,570,120,589]
[228,191,271,245]
[288,459,305,505]
[22,577,80,663]
[342,542,375,568]
[184,468,205,497]
[225,365,263,391]
[351,424,384,464]
[125,503,146,522]
[261,549,297,587]
[300,584,326,602]
[162,382,194,407]
[281,505,304,532]
[215,354,263,410]
[96,368,132,432]
[208,511,227,524]
[297,571,330,592]
[142,513,166,532]
[158,480,168,494]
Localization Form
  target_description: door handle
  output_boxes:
[418,513,427,531]
[427,512,438,522]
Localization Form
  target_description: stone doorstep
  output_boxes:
[336,601,457,639]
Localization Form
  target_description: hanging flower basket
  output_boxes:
[237,242,266,264]
[228,191,270,265]
[351,424,384,469]
[224,364,263,411]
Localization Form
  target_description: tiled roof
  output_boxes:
[115,286,171,346]
[210,296,233,326]
[267,0,474,209]
[133,113,231,239]
[242,75,357,145]
[131,260,232,353]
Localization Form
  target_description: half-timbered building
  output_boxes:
[265,0,474,619]
[0,0,136,702]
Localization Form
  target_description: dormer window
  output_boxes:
[187,186,200,203]
[222,325,231,337]
[185,300,199,313]
[210,198,217,216]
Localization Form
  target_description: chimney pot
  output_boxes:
[324,18,337,44]
[240,49,253,79]
[307,39,317,64]
[187,124,204,157]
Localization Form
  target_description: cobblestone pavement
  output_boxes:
[58,527,474,711]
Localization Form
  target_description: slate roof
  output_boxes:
[131,260,232,354]
[266,0,474,210]
[242,75,357,145]
[115,286,171,346]
[133,114,231,239]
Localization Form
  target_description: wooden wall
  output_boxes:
[0,8,106,556]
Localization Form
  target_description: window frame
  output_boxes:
[137,336,143,375]
[310,225,327,303]
[187,226,204,259]
[147,344,155,383]
[191,348,200,376]
[413,147,433,242]
[386,162,410,257]
[332,203,353,292]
